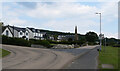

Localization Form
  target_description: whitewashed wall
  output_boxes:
[2,27,13,37]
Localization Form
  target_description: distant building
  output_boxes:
[26,27,45,40]
[57,26,79,41]
[57,35,75,41]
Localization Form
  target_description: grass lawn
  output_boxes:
[98,46,118,69]
[0,48,11,58]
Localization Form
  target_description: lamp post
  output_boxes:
[96,12,102,51]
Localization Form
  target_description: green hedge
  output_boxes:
[2,35,31,47]
[2,35,88,48]
[2,36,50,48]
[88,42,98,45]
[47,40,85,46]
[2,36,51,48]
[29,39,50,48]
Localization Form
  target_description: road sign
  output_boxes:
[99,34,104,39]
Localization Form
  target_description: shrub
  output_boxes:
[47,40,58,44]
[47,39,86,46]
[29,39,50,48]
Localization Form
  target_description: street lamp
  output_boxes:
[96,12,102,51]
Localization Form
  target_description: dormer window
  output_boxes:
[38,30,40,33]
[32,29,35,32]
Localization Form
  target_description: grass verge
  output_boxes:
[98,46,118,69]
[0,48,11,58]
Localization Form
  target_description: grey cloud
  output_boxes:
[17,2,37,9]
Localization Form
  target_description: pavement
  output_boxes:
[65,46,99,69]
[2,45,99,69]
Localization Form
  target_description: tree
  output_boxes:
[68,38,73,42]
[105,38,118,46]
[53,35,58,41]
[79,36,86,44]
[85,31,98,43]
[43,34,50,40]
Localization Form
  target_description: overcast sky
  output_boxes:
[1,1,119,39]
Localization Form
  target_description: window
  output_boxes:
[6,30,9,36]
[26,38,28,40]
[26,33,28,36]
[20,32,22,35]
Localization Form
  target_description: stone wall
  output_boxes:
[52,44,75,49]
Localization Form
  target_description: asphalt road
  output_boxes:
[52,46,98,56]
[66,46,99,69]
[2,45,74,69]
[2,45,98,69]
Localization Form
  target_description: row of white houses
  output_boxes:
[2,25,76,41]
[2,25,45,40]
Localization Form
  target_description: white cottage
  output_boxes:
[26,27,45,40]
[2,25,29,40]
[2,25,50,40]
[2,26,13,37]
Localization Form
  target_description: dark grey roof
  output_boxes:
[2,25,14,36]
[35,29,40,33]
[9,25,26,32]
[27,27,46,33]
[27,27,35,32]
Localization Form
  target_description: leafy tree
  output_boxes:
[85,31,98,43]
[43,34,50,40]
[53,35,58,41]
[68,38,73,42]
[105,38,118,46]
